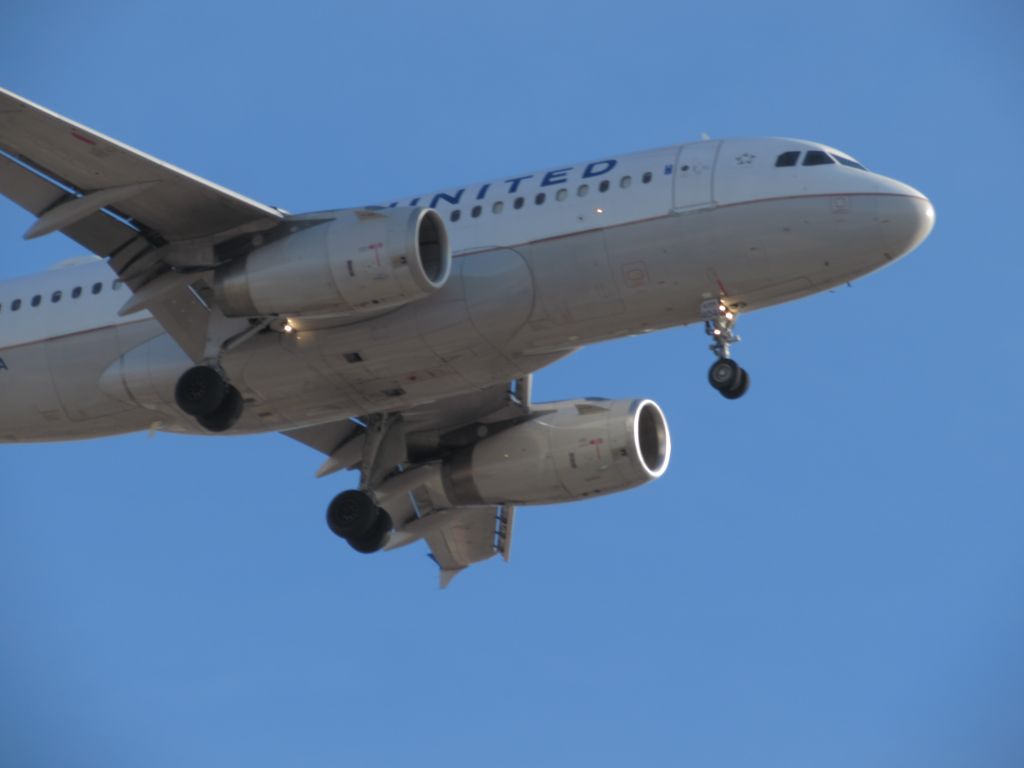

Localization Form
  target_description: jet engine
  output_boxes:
[214,207,450,317]
[439,398,671,506]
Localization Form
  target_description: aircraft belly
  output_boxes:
[703,196,886,309]
[514,216,714,350]
[2,319,173,442]
[232,254,535,427]
[234,333,363,428]
[46,327,135,421]
[0,343,65,441]
[523,230,623,327]
[461,249,533,349]
[603,214,714,329]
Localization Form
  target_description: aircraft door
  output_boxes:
[673,140,720,210]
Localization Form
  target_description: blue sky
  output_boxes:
[1,1,1022,766]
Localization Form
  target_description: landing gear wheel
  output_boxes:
[708,358,741,392]
[347,508,393,554]
[196,386,243,432]
[326,490,379,540]
[326,491,393,554]
[720,368,750,400]
[175,366,227,417]
[701,298,750,400]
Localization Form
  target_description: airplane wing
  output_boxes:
[0,87,285,359]
[282,379,528,587]
[396,498,514,589]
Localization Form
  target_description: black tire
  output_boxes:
[720,368,750,400]
[348,507,393,554]
[326,490,378,540]
[175,366,227,417]
[196,386,244,432]
[708,358,741,392]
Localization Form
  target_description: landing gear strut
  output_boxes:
[174,365,244,432]
[326,490,393,554]
[325,413,401,554]
[702,298,750,399]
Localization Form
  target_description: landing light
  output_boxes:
[595,208,604,214]
[282,322,295,334]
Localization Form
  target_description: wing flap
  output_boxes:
[1,148,146,256]
[425,507,497,585]
[422,504,516,588]
[60,211,142,257]
[0,152,65,215]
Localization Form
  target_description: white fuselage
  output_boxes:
[0,137,933,443]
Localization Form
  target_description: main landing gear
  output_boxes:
[174,365,244,432]
[702,298,750,400]
[326,490,393,554]
[324,413,399,554]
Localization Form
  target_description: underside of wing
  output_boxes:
[0,87,285,360]
[282,378,530,586]
[420,503,515,589]
[0,87,283,244]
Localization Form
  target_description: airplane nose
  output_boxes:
[877,182,935,259]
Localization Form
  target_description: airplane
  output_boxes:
[0,88,934,586]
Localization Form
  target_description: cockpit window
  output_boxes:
[803,151,835,166]
[775,151,800,167]
[833,154,867,170]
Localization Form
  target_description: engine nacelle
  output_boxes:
[440,398,671,506]
[214,207,450,317]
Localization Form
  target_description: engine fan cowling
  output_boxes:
[214,207,450,317]
[441,398,671,506]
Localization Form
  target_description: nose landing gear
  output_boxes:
[702,298,750,399]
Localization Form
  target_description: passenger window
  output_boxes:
[535,193,546,205]
[92,282,102,295]
[112,279,124,291]
[577,184,589,197]
[31,295,41,307]
[471,205,482,218]
[642,171,653,184]
[12,299,21,311]
[620,176,632,189]
[72,286,82,298]
[52,290,62,303]
[449,210,461,222]
[556,188,568,201]
[492,201,504,214]
[775,151,800,167]
[599,180,610,192]
[803,151,835,166]
[513,197,524,209]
